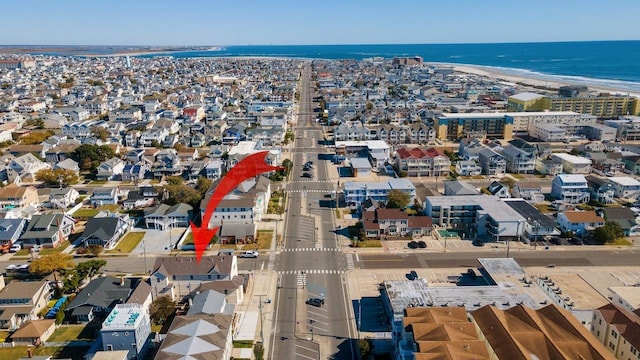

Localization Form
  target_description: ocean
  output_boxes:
[134,41,640,92]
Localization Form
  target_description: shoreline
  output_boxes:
[431,62,640,97]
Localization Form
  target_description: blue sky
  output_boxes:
[3,0,639,45]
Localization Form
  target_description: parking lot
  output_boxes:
[129,228,187,254]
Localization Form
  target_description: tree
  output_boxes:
[163,177,203,207]
[35,168,80,186]
[71,144,116,171]
[501,177,516,190]
[358,338,372,359]
[386,189,411,209]
[90,126,110,141]
[592,221,625,244]
[150,295,175,325]
[196,176,213,196]
[75,259,107,280]
[253,342,265,360]
[29,253,74,281]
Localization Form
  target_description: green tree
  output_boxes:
[150,295,175,325]
[386,189,411,209]
[358,338,372,359]
[592,221,625,244]
[35,168,80,186]
[29,253,74,282]
[163,178,202,207]
[26,118,45,129]
[196,176,213,196]
[75,259,107,280]
[71,144,116,171]
[253,343,264,360]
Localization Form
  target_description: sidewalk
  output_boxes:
[232,270,278,357]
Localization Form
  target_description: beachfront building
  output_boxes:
[508,92,640,117]
[434,113,512,140]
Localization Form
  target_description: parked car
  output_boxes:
[407,241,418,249]
[408,270,419,280]
[239,250,259,258]
[9,243,22,253]
[472,240,484,247]
[302,172,313,178]
[417,241,427,248]
[306,298,325,307]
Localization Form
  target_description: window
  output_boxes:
[107,344,113,351]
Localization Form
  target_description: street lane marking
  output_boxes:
[277,270,345,275]
[346,254,354,270]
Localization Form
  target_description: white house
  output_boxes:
[556,210,604,236]
[607,176,640,199]
[551,174,590,204]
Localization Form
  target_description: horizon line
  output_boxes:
[2,39,640,48]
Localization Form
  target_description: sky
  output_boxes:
[2,0,639,46]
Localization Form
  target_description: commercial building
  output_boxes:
[508,92,640,117]
[552,153,592,174]
[424,195,526,240]
[434,113,512,140]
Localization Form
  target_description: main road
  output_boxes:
[267,63,357,360]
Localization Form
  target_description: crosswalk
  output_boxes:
[297,272,306,287]
[283,189,329,193]
[267,253,275,270]
[281,269,345,275]
[288,180,334,184]
[346,253,354,270]
[282,247,340,252]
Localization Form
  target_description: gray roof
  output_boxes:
[21,214,71,240]
[155,315,232,360]
[444,180,480,196]
[0,218,25,242]
[187,290,234,316]
[66,276,144,311]
[81,217,125,241]
[145,203,192,218]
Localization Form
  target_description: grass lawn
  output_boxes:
[48,325,92,342]
[74,204,121,219]
[0,345,90,360]
[353,240,382,248]
[233,340,254,348]
[87,180,107,186]
[0,330,9,342]
[106,232,145,254]
[511,173,525,179]
[535,204,552,213]
[39,241,70,256]
[242,230,272,250]
[609,238,632,246]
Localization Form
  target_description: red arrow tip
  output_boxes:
[190,222,219,262]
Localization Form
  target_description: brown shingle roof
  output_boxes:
[10,319,55,339]
[375,208,408,220]
[562,211,605,224]
[408,216,433,228]
[0,184,34,200]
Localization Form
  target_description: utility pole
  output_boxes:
[256,295,267,343]
[309,319,315,341]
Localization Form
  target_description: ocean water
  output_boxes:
[136,41,640,92]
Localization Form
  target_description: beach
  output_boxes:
[433,62,640,98]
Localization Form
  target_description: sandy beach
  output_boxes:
[431,62,640,98]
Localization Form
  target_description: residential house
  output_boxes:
[154,314,233,360]
[395,147,450,177]
[487,181,511,198]
[444,180,480,196]
[53,158,80,173]
[8,319,55,346]
[0,184,39,209]
[125,149,145,163]
[591,303,640,360]
[557,210,605,236]
[203,160,223,180]
[504,199,560,240]
[602,207,640,236]
[152,150,183,178]
[44,144,80,164]
[48,187,80,209]
[91,187,119,206]
[344,178,416,208]
[552,153,592,174]
[512,185,545,203]
[19,213,75,248]
[203,176,271,228]
[65,276,150,323]
[607,177,640,200]
[0,280,52,330]
[0,218,26,246]
[145,203,192,230]
[501,145,536,174]
[7,153,50,183]
[551,174,591,204]
[621,155,640,175]
[79,212,130,249]
[478,148,506,176]
[122,186,159,210]
[108,107,143,123]
[586,175,616,204]
[100,304,151,360]
[121,163,149,182]
[96,158,125,181]
[150,256,239,301]
[455,160,482,176]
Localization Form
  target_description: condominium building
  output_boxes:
[592,303,640,360]
[551,174,590,204]
[394,147,450,177]
[434,113,512,140]
[344,178,415,207]
[100,304,151,360]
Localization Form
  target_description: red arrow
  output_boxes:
[190,151,284,262]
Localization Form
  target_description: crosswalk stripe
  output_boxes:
[278,270,345,275]
[346,254,354,270]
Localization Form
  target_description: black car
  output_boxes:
[408,241,418,249]
[408,270,418,280]
[472,240,484,247]
[306,298,325,307]
[417,240,427,248]
[302,172,313,178]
